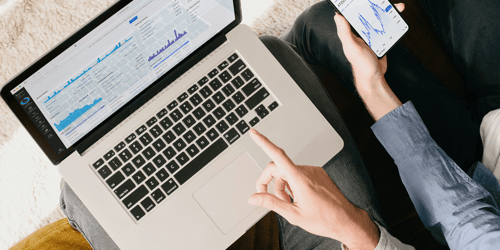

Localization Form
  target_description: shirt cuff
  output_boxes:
[341,222,414,250]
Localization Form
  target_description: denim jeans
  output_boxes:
[281,0,500,172]
[60,36,386,250]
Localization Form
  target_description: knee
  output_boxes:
[293,1,336,34]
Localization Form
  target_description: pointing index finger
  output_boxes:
[250,129,298,175]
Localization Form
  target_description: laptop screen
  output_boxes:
[8,0,235,153]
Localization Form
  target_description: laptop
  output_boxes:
[1,0,344,249]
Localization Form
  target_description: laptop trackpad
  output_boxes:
[193,152,264,235]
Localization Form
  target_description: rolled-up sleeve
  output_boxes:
[371,102,500,249]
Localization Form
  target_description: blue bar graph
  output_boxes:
[148,30,188,62]
[54,98,102,132]
[358,0,387,47]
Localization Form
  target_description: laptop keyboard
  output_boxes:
[91,53,280,221]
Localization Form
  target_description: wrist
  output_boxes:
[355,77,402,121]
[343,209,380,250]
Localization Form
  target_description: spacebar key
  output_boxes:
[174,138,228,185]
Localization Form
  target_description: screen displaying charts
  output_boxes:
[19,0,234,148]
[333,0,408,57]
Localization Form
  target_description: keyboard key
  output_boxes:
[203,114,216,128]
[222,84,235,97]
[122,185,147,208]
[129,141,143,154]
[93,159,104,169]
[139,133,153,146]
[162,131,176,144]
[156,108,168,119]
[180,102,193,114]
[104,150,115,161]
[269,101,279,111]
[149,125,163,138]
[151,189,166,203]
[241,68,255,82]
[186,144,200,157]
[173,138,187,151]
[206,128,219,141]
[212,91,225,104]
[146,117,158,127]
[183,130,197,144]
[159,117,174,130]
[218,60,229,70]
[146,176,160,190]
[106,172,125,189]
[131,205,146,221]
[152,139,166,152]
[167,100,178,110]
[200,86,213,99]
[224,128,240,145]
[193,107,206,120]
[202,99,216,112]
[161,179,179,195]
[225,112,239,125]
[236,120,250,134]
[114,142,126,153]
[193,122,207,136]
[118,149,133,162]
[196,136,209,150]
[189,93,203,106]
[216,120,229,133]
[245,88,270,110]
[228,53,239,63]
[222,99,236,112]
[209,78,223,91]
[232,91,245,104]
[198,76,209,86]
[156,168,169,182]
[182,115,195,128]
[256,104,270,119]
[136,125,147,135]
[142,147,156,160]
[188,84,199,94]
[108,157,123,170]
[132,171,146,184]
[132,155,146,168]
[231,76,245,89]
[152,154,167,168]
[249,117,260,127]
[163,147,177,160]
[229,59,246,76]
[177,92,188,103]
[169,109,183,122]
[143,162,157,176]
[122,163,135,176]
[213,107,226,120]
[125,133,136,144]
[166,161,180,174]
[174,138,228,185]
[141,197,156,212]
[115,179,136,199]
[219,71,232,83]
[173,123,186,136]
[208,68,219,78]
[242,78,262,96]
[235,105,248,118]
[98,165,112,179]
[176,152,190,166]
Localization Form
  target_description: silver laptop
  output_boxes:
[1,0,344,249]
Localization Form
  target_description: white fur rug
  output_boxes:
[0,0,321,249]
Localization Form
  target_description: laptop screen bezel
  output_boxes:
[1,0,243,165]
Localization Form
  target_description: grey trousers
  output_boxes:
[60,36,386,250]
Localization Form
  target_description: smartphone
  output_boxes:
[326,0,409,58]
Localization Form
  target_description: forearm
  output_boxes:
[355,76,402,121]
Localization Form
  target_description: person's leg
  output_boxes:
[418,0,500,122]
[282,1,480,171]
[259,36,386,249]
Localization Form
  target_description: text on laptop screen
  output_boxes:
[10,0,235,151]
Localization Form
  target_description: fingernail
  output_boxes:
[250,128,259,135]
[248,196,260,205]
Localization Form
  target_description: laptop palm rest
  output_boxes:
[193,152,266,235]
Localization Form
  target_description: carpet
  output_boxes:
[0,0,321,249]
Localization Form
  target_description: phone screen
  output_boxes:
[330,0,408,57]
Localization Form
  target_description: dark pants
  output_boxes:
[282,0,500,172]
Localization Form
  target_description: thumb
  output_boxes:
[249,193,297,219]
[334,13,356,45]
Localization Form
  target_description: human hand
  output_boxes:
[334,3,405,88]
[248,129,380,250]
